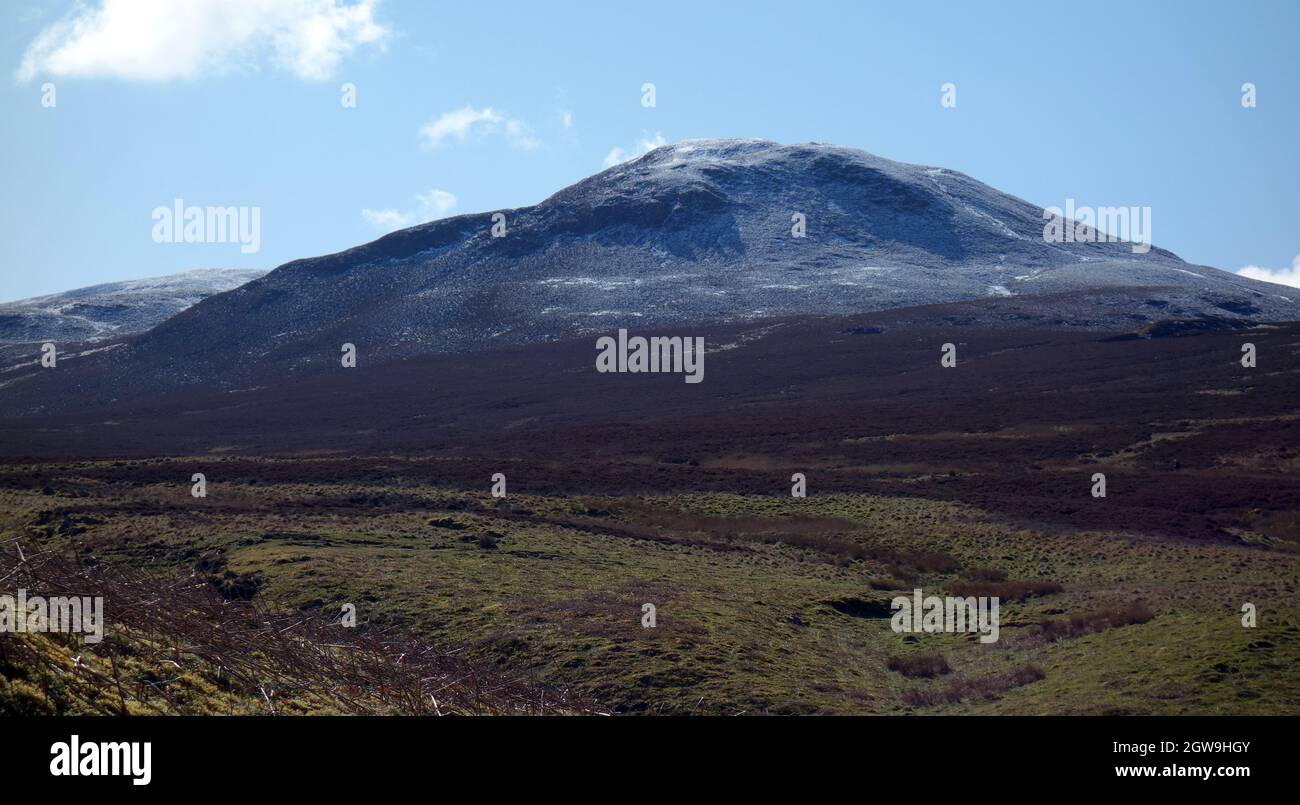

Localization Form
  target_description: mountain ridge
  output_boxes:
[2,139,1295,416]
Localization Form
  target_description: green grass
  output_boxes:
[3,460,1298,714]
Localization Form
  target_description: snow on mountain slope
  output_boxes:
[2,140,1296,415]
[0,268,267,344]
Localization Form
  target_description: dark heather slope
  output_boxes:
[2,139,1295,416]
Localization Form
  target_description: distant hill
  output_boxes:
[0,268,267,344]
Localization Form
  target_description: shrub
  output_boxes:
[887,653,951,678]
[963,566,1007,582]
[903,663,1045,707]
[948,579,1063,601]
[1040,601,1153,641]
[427,517,467,530]
[868,576,906,590]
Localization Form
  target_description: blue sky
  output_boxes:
[2,0,1298,302]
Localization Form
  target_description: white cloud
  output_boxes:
[1237,254,1300,289]
[420,106,502,146]
[602,132,667,169]
[560,110,573,129]
[360,208,416,231]
[419,105,540,150]
[16,0,388,83]
[361,188,458,232]
[415,189,457,215]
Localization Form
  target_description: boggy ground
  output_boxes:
[2,313,1299,714]
[1,475,1296,714]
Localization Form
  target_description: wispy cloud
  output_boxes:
[360,208,415,231]
[16,0,389,83]
[1237,254,1300,289]
[419,105,540,150]
[602,132,666,168]
[361,189,457,232]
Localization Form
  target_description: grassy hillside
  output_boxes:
[4,463,1296,715]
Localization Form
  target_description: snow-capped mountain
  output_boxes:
[0,268,267,344]
[2,140,1295,414]
[159,139,1294,359]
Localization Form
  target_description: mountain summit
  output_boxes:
[3,139,1294,413]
